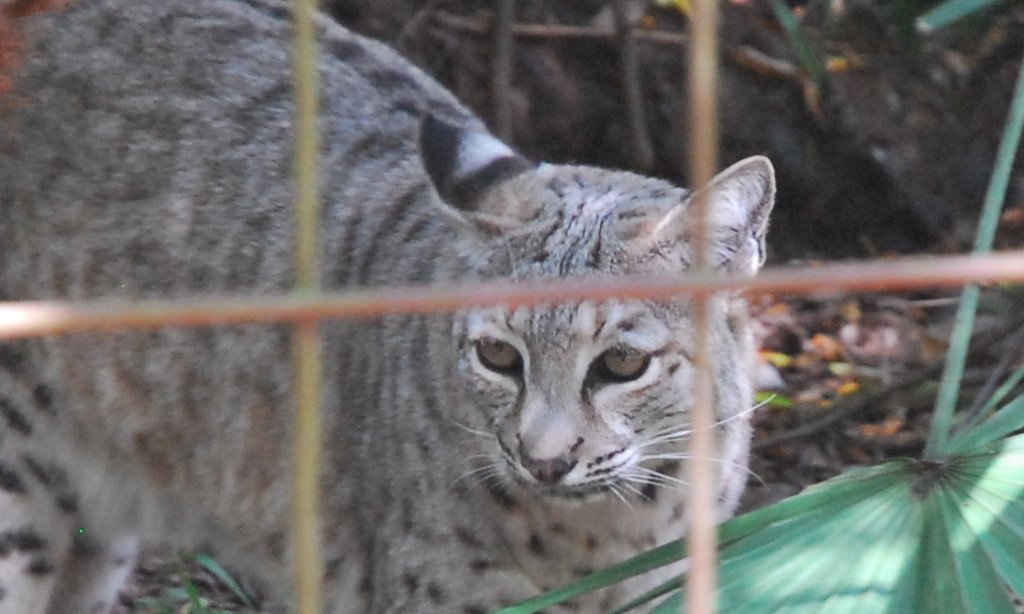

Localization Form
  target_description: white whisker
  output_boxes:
[636,452,689,462]
[618,473,662,488]
[634,453,764,487]
[714,400,765,428]
[629,465,687,487]
[619,466,671,484]
[451,460,504,491]
[640,399,765,453]
[606,482,637,511]
[449,420,497,441]
[640,426,693,448]
[463,453,497,463]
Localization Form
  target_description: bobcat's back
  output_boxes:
[0,1,775,612]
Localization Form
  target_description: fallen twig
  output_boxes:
[432,10,688,46]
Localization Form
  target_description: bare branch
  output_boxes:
[611,0,655,172]
[491,0,515,141]
[432,10,688,46]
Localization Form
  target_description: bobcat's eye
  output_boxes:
[475,339,523,376]
[588,348,650,384]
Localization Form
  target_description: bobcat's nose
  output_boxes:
[516,407,584,483]
[520,453,577,483]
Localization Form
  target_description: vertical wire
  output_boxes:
[293,321,323,614]
[293,3,320,290]
[292,0,323,612]
[686,0,720,613]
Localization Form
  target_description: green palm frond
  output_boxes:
[500,425,1024,613]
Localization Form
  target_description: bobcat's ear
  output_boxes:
[419,114,533,216]
[655,156,775,275]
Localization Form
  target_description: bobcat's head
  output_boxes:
[420,116,774,507]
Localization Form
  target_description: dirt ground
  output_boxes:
[4,0,1022,611]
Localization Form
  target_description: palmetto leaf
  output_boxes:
[949,385,1024,454]
[700,432,1024,613]
[629,422,1024,614]
[498,430,1024,614]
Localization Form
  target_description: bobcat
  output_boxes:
[0,0,774,612]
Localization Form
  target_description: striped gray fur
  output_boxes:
[0,1,774,612]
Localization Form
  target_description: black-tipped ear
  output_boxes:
[419,114,533,212]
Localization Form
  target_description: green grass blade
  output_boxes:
[970,56,1024,256]
[191,552,255,608]
[610,575,683,614]
[493,540,684,614]
[925,51,1024,459]
[183,576,204,610]
[134,596,176,614]
[647,591,683,614]
[925,284,980,458]
[958,359,1024,435]
[765,0,825,92]
[948,392,1024,453]
[916,0,1008,32]
[979,356,1024,417]
[754,391,792,408]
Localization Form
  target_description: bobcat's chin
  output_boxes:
[512,474,677,508]
[529,455,685,504]
[497,457,654,505]
[526,479,615,502]
[493,479,615,507]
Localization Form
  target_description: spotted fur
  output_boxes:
[0,1,774,612]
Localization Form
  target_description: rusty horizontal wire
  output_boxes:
[1,251,1023,339]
